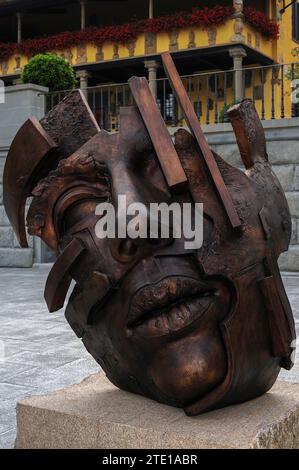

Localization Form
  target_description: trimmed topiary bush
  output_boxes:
[21,53,77,92]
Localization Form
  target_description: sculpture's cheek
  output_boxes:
[148,329,227,405]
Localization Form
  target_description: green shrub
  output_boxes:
[21,53,77,92]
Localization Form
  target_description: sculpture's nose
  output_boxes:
[107,161,169,263]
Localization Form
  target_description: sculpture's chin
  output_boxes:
[148,329,227,406]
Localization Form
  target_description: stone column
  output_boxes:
[276,0,283,21]
[229,47,247,102]
[16,12,22,44]
[80,1,87,30]
[76,70,90,98]
[233,0,243,15]
[149,0,154,19]
[144,60,159,99]
[231,0,245,43]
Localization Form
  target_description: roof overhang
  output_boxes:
[76,44,275,75]
[0,0,74,16]
[0,44,275,85]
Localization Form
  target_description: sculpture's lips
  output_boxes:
[127,276,215,337]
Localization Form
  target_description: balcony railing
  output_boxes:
[46,62,299,132]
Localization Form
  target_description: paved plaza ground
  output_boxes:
[0,265,298,449]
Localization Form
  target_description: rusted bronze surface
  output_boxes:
[3,56,296,416]
[128,76,187,193]
[3,117,58,248]
[3,90,100,248]
[162,52,242,231]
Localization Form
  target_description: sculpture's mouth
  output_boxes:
[127,276,215,338]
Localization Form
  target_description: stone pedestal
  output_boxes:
[15,373,299,449]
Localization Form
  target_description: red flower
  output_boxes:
[243,6,279,40]
[0,6,279,62]
[190,6,234,28]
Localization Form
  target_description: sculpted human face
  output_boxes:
[4,85,295,415]
[54,118,233,408]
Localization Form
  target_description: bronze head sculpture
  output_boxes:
[3,53,296,415]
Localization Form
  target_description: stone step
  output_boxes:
[0,248,33,268]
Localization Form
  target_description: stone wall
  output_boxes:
[0,84,47,267]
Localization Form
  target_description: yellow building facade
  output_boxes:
[0,0,299,127]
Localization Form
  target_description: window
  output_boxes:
[293,1,299,42]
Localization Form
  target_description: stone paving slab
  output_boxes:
[0,265,99,449]
[0,265,298,449]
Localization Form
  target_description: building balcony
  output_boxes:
[0,4,279,82]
